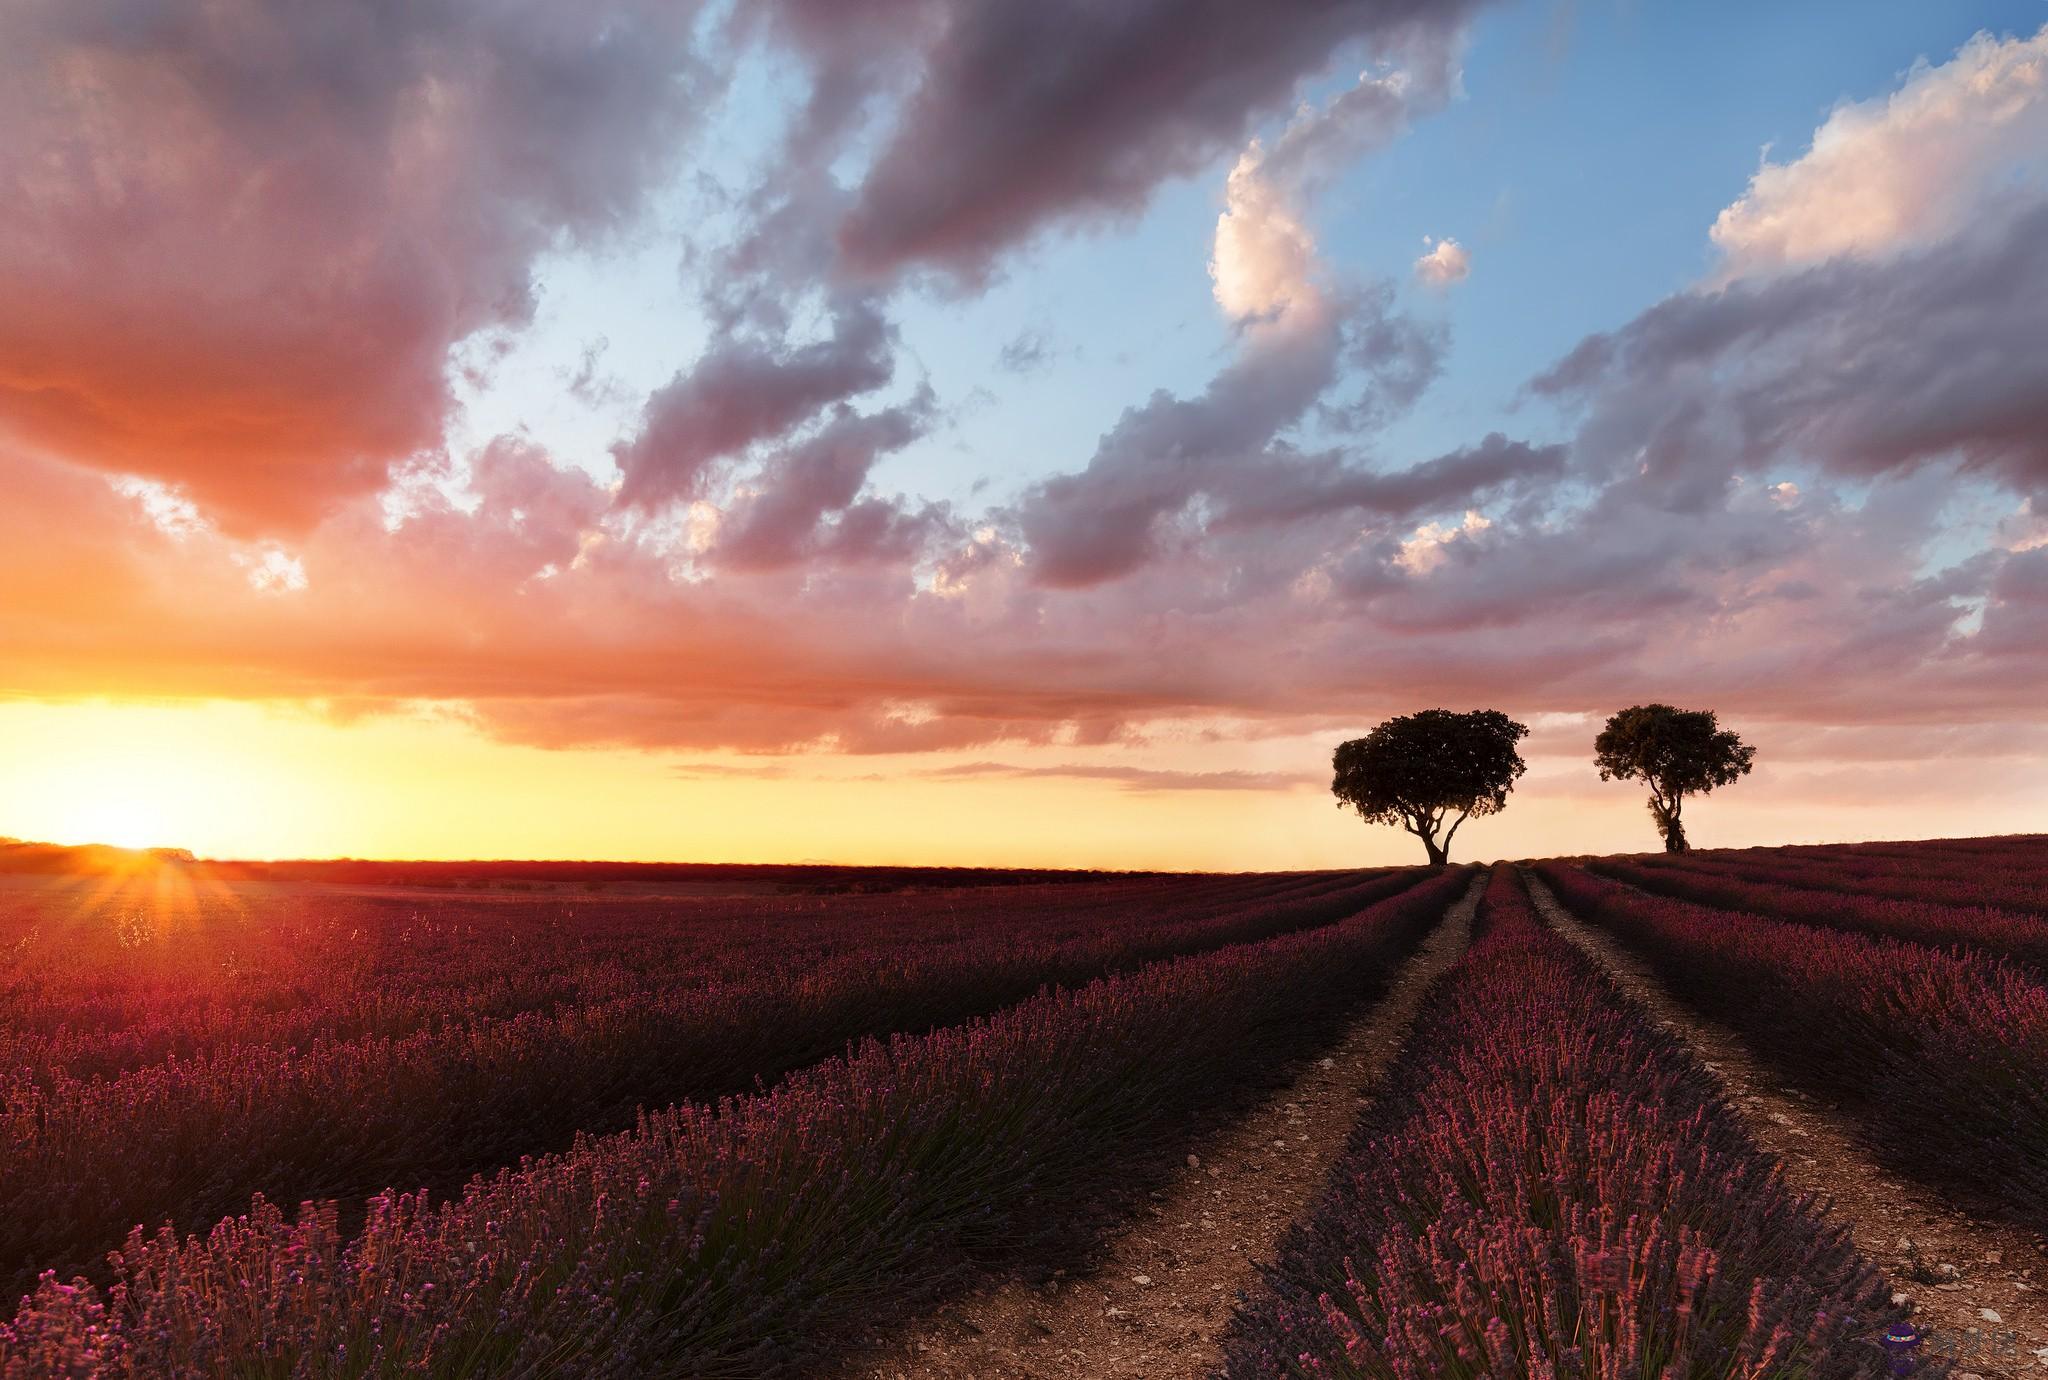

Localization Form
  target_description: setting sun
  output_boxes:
[57,795,168,852]
[0,702,274,856]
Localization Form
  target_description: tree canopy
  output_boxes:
[1331,709,1529,865]
[1593,703,1755,852]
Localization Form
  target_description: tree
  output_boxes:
[1331,709,1529,866]
[1594,704,1755,853]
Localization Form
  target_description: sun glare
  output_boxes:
[70,796,171,851]
[10,723,209,854]
[0,704,336,860]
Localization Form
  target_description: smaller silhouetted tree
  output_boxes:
[1332,709,1529,866]
[1594,704,1755,853]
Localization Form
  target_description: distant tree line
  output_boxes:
[1332,704,1753,864]
[0,839,196,873]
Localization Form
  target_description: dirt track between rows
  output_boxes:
[1527,869,2048,1378]
[840,869,1488,1380]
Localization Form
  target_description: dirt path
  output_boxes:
[840,869,1488,1380]
[1527,870,2048,1378]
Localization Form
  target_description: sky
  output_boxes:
[3,0,2047,869]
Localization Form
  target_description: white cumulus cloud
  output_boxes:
[1413,236,1471,287]
[1211,55,1458,325]
[1395,509,1491,574]
[1711,24,2048,277]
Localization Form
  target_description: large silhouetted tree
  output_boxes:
[1332,709,1529,866]
[1594,704,1755,852]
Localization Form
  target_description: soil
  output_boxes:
[1527,870,2048,1379]
[837,869,1488,1380]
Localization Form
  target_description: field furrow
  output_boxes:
[838,873,1485,1380]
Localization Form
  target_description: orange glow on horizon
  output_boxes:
[2,697,2045,870]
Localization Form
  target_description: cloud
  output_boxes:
[1394,509,1492,574]
[1413,236,1471,287]
[708,390,947,572]
[671,762,792,780]
[1711,25,2048,276]
[4,0,2046,795]
[755,0,1489,281]
[1999,498,2048,553]
[1534,200,2048,500]
[1755,721,2048,764]
[922,762,1318,793]
[996,331,1053,374]
[1213,58,1458,323]
[1212,433,1565,529]
[614,298,897,510]
[1016,54,1477,588]
[1531,25,2048,509]
[1210,155,1321,324]
[1319,281,1450,432]
[0,0,716,533]
[6,429,2043,765]
[1014,367,1559,586]
[1016,296,1349,587]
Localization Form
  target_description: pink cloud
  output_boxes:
[1413,237,1471,287]
[1,0,2044,798]
[0,0,716,533]
[1212,58,1454,322]
[1711,25,2048,276]
[7,421,2039,763]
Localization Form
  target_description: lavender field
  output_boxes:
[10,1,2047,1373]
[5,838,2048,1377]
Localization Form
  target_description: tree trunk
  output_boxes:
[1650,797,1688,852]
[1421,834,1448,867]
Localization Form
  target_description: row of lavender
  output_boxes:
[1587,849,2048,975]
[0,870,1477,1376]
[1657,838,2048,914]
[1537,864,2048,1235]
[1779,834,2048,867]
[0,870,1317,1079]
[1221,867,1889,1379]
[0,868,1415,1297]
